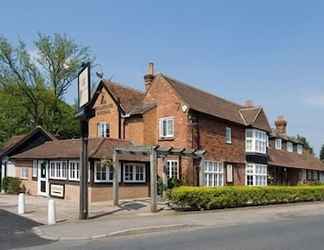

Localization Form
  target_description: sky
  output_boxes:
[1,0,324,154]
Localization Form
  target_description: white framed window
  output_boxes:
[287,142,293,152]
[275,139,282,150]
[49,161,68,180]
[246,163,267,186]
[297,144,303,154]
[225,127,232,144]
[32,160,38,177]
[97,122,110,138]
[123,163,146,183]
[20,167,28,178]
[226,164,233,183]
[94,161,121,183]
[204,161,224,187]
[166,160,179,179]
[69,161,80,181]
[245,129,268,154]
[159,117,174,138]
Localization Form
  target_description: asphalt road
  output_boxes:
[3,209,324,250]
[0,209,52,250]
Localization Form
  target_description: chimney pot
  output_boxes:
[144,62,155,92]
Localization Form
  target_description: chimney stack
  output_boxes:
[144,62,154,92]
[275,115,287,135]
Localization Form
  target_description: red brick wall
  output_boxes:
[89,87,120,138]
[198,114,246,163]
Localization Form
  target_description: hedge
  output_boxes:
[2,177,23,194]
[167,185,324,210]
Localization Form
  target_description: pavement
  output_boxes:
[32,201,324,240]
[0,194,169,224]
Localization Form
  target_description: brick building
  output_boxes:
[7,63,324,202]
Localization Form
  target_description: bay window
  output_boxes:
[203,160,224,187]
[245,129,268,154]
[246,163,267,186]
[123,163,146,183]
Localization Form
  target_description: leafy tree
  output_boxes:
[0,34,92,145]
[320,144,324,161]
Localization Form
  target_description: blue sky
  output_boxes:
[1,1,324,154]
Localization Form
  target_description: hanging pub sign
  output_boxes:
[78,62,91,110]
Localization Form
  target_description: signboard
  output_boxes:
[226,164,233,183]
[78,63,91,109]
[50,183,65,198]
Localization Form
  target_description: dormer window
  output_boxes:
[275,139,282,150]
[297,144,303,154]
[287,142,293,152]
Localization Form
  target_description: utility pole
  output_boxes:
[77,62,91,220]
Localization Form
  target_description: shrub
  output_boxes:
[2,177,23,194]
[167,185,324,210]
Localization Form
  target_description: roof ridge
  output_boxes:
[103,79,144,95]
[161,73,244,108]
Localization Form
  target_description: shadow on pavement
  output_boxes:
[0,209,53,250]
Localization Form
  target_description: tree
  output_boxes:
[35,33,92,99]
[0,34,92,145]
[320,145,324,161]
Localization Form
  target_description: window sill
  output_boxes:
[159,137,175,141]
[225,142,232,145]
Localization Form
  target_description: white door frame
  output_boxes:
[38,160,49,196]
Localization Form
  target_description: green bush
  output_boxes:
[167,185,324,210]
[2,177,23,194]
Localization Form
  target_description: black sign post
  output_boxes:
[77,62,91,220]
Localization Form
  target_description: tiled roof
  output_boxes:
[102,80,145,114]
[0,126,56,158]
[162,74,271,131]
[268,148,324,171]
[12,138,131,160]
[270,130,304,144]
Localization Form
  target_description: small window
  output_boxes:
[21,167,28,178]
[69,161,80,181]
[32,160,38,177]
[297,144,303,154]
[287,142,293,152]
[123,163,146,183]
[225,127,232,144]
[159,117,174,138]
[97,122,110,138]
[49,161,68,180]
[166,160,179,179]
[94,161,121,183]
[275,139,282,150]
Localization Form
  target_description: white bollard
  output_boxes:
[48,199,56,225]
[18,193,25,215]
